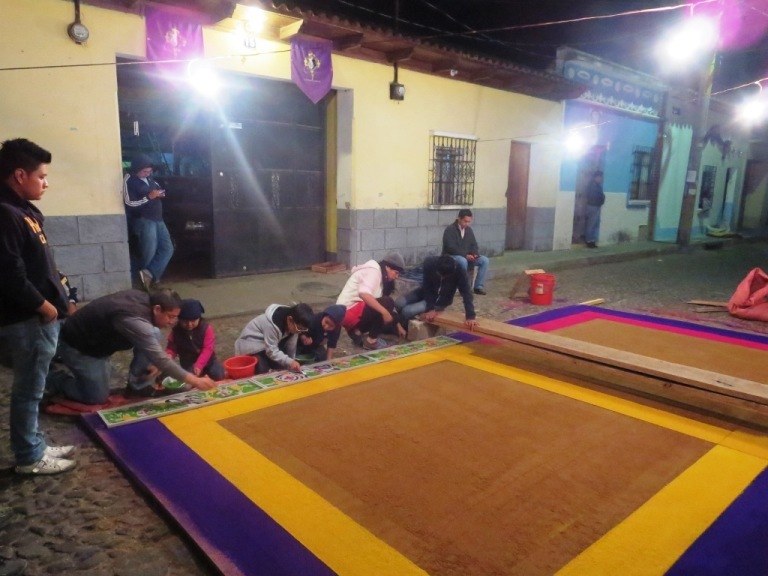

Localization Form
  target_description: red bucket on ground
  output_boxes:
[224,355,258,379]
[529,273,556,305]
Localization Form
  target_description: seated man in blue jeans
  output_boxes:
[395,255,478,333]
[442,208,490,295]
[47,289,217,403]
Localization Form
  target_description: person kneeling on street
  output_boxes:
[165,299,225,381]
[47,289,217,403]
[296,304,346,362]
[396,254,478,334]
[234,303,314,374]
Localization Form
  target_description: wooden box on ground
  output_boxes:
[311,262,347,274]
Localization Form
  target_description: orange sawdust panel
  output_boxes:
[552,318,768,384]
[220,361,711,576]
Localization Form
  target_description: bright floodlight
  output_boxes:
[736,96,768,126]
[187,60,220,98]
[565,130,587,156]
[656,16,719,69]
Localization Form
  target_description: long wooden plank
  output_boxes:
[431,311,768,405]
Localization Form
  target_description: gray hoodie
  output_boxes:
[234,304,297,368]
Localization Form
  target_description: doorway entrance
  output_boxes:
[572,145,606,245]
[117,60,327,279]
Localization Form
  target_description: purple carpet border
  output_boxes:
[81,414,334,576]
[666,466,768,575]
[509,305,768,345]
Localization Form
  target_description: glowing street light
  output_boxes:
[187,60,220,98]
[655,15,719,70]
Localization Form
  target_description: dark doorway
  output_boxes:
[117,60,327,279]
[572,145,606,244]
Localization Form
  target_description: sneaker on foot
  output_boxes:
[15,453,76,475]
[473,287,487,295]
[124,384,177,399]
[138,269,154,292]
[0,558,27,576]
[44,445,75,459]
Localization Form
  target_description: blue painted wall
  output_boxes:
[561,103,658,195]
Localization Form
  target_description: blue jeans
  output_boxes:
[452,255,489,290]
[131,217,174,282]
[395,288,429,328]
[47,328,162,404]
[1,317,59,466]
[585,205,602,244]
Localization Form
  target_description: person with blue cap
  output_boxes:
[296,304,346,362]
[123,153,174,291]
[165,299,224,380]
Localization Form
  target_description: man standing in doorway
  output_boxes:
[123,154,174,290]
[0,138,76,475]
[442,208,490,295]
[585,170,605,248]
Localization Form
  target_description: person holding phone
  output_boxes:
[123,153,174,291]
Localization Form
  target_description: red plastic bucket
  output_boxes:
[529,273,556,305]
[223,355,258,379]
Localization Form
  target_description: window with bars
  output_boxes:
[429,133,476,206]
[628,145,653,202]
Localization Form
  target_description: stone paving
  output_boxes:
[1,241,767,575]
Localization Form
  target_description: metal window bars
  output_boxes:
[429,134,476,206]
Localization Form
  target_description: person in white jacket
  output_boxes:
[336,252,406,350]
[234,303,314,373]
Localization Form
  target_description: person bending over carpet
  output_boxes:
[296,304,346,362]
[234,303,314,374]
[336,252,407,350]
[165,298,224,381]
[395,254,478,333]
[46,289,217,403]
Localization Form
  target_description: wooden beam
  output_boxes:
[385,47,414,63]
[333,32,364,51]
[431,310,768,428]
[279,20,305,41]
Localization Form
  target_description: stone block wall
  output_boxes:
[337,207,507,267]
[46,214,132,302]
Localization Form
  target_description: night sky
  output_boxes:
[285,0,768,97]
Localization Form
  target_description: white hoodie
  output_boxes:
[234,304,297,368]
[336,259,382,308]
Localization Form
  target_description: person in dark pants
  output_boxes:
[442,208,490,295]
[296,304,346,362]
[123,154,174,290]
[47,289,217,403]
[0,138,76,476]
[395,255,478,332]
[585,170,605,248]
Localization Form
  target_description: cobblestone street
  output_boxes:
[1,241,767,575]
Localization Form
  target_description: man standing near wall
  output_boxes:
[585,170,605,248]
[0,138,76,475]
[442,208,490,295]
[123,154,174,290]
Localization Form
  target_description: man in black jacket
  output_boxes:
[395,255,478,332]
[0,138,76,475]
[442,208,490,295]
[47,289,217,404]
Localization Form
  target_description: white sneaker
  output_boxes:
[138,269,154,292]
[44,444,75,459]
[15,453,76,475]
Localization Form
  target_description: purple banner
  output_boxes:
[291,37,333,104]
[145,5,204,62]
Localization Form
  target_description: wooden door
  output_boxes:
[505,141,530,250]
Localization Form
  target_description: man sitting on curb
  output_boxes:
[47,289,217,404]
[442,208,490,295]
[396,255,478,334]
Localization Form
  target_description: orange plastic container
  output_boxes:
[529,273,556,305]
[223,355,258,379]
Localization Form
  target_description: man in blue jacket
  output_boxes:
[396,255,478,333]
[0,138,76,475]
[123,154,173,290]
